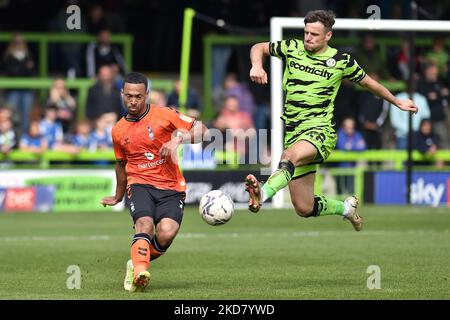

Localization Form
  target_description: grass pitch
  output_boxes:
[0,205,449,300]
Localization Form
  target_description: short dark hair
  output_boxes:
[123,72,148,91]
[304,10,336,32]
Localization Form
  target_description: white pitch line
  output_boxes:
[0,235,110,242]
[0,230,448,242]
[177,229,450,239]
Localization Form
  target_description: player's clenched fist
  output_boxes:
[250,66,268,85]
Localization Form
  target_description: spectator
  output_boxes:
[414,119,443,167]
[39,105,64,150]
[417,63,449,149]
[357,73,390,149]
[390,91,430,149]
[213,95,255,162]
[355,33,391,79]
[167,80,201,119]
[90,116,113,150]
[424,36,448,82]
[0,118,16,154]
[336,117,367,156]
[149,90,167,106]
[19,121,48,153]
[86,4,125,34]
[214,73,257,117]
[333,80,358,128]
[86,4,108,35]
[0,106,13,124]
[414,119,438,154]
[86,65,124,121]
[46,78,77,133]
[72,119,94,151]
[99,112,116,146]
[213,96,254,132]
[86,29,126,78]
[3,33,35,134]
[395,39,420,81]
[336,117,366,194]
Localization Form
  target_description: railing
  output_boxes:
[2,149,450,170]
[0,32,133,78]
[0,77,174,120]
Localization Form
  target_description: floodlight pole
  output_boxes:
[179,8,196,114]
[406,1,418,204]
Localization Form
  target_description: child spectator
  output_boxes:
[90,116,113,150]
[39,105,77,153]
[39,105,64,150]
[0,119,16,154]
[19,121,48,153]
[72,120,94,151]
[414,119,443,167]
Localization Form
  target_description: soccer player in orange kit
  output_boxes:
[101,72,208,292]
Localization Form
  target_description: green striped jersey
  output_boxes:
[270,39,366,130]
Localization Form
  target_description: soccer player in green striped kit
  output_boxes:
[245,10,418,231]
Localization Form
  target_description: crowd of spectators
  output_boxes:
[0,2,449,168]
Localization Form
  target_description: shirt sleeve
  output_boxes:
[111,129,125,160]
[165,107,196,132]
[269,40,288,60]
[342,54,366,83]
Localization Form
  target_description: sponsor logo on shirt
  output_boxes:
[137,159,166,169]
[289,61,333,80]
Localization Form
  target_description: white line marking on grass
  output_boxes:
[0,235,110,242]
[177,229,450,239]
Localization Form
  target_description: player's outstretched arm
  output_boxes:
[358,75,418,114]
[159,121,209,158]
[250,42,270,85]
[101,159,127,207]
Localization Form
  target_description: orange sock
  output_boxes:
[131,233,151,278]
[150,236,166,261]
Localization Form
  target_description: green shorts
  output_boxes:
[284,126,337,179]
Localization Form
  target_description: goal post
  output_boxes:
[270,17,450,208]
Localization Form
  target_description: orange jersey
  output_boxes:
[111,104,195,192]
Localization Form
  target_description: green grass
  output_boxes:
[0,205,450,299]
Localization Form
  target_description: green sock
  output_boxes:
[261,165,293,202]
[315,195,345,216]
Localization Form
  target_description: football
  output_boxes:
[199,190,234,226]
